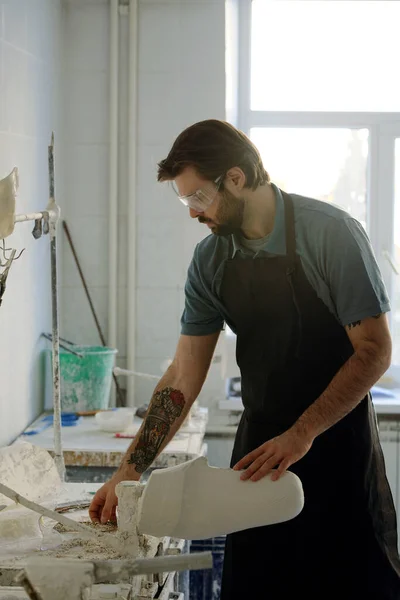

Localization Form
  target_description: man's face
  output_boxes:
[174,167,244,236]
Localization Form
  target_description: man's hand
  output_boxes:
[233,428,314,482]
[89,470,138,524]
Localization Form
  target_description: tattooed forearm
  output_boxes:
[347,314,382,329]
[127,387,185,473]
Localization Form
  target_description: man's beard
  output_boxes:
[198,191,244,236]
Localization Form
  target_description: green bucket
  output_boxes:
[45,345,118,413]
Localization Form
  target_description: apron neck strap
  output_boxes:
[280,190,297,265]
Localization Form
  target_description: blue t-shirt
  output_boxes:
[181,185,390,336]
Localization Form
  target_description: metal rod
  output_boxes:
[92,552,213,582]
[62,220,125,406]
[48,133,65,480]
[113,367,160,380]
[127,0,138,408]
[108,0,119,386]
[42,333,83,358]
[14,212,44,223]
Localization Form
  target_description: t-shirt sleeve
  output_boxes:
[181,247,224,336]
[323,217,390,326]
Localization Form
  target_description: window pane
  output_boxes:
[393,139,400,365]
[251,1,400,111]
[250,127,368,228]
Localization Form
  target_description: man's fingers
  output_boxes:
[233,447,265,471]
[101,493,117,524]
[89,493,104,524]
[270,457,292,481]
[249,458,278,481]
[240,454,269,480]
[249,455,281,482]
[240,453,279,481]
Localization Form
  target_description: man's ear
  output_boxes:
[225,167,246,192]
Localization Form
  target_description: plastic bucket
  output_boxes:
[45,345,118,413]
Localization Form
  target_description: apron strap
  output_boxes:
[227,233,234,257]
[280,190,297,268]
[280,189,302,355]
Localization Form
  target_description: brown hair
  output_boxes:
[157,119,270,190]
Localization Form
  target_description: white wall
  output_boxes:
[0,0,63,445]
[61,0,227,413]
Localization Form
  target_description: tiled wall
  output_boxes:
[61,0,227,412]
[0,0,62,445]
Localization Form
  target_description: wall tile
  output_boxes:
[64,71,108,144]
[3,44,27,135]
[63,143,109,217]
[0,42,5,132]
[180,2,225,76]
[25,0,49,60]
[61,216,109,287]
[0,0,62,447]
[136,288,180,358]
[136,144,181,218]
[138,71,190,146]
[138,2,181,73]
[137,217,184,288]
[64,2,109,72]
[2,0,27,50]
[61,285,108,346]
[137,139,181,218]
[178,75,226,124]
[133,357,164,405]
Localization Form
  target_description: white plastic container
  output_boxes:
[94,408,135,433]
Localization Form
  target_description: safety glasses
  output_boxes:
[172,175,225,213]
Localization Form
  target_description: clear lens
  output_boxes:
[179,184,217,212]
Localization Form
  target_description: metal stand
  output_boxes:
[12,133,64,479]
[18,553,212,600]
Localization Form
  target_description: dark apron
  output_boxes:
[219,191,400,599]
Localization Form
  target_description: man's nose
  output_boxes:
[189,208,203,219]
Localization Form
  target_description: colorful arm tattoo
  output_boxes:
[127,387,185,473]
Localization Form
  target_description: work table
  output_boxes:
[14,407,208,469]
[2,409,209,598]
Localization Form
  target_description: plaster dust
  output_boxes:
[0,443,61,545]
[41,537,125,560]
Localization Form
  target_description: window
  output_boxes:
[251,127,368,228]
[251,0,400,112]
[237,0,400,374]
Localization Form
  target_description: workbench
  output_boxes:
[1,408,210,599]
[14,407,209,470]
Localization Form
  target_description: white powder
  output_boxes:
[41,537,125,560]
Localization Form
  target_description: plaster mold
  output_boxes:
[121,457,304,540]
